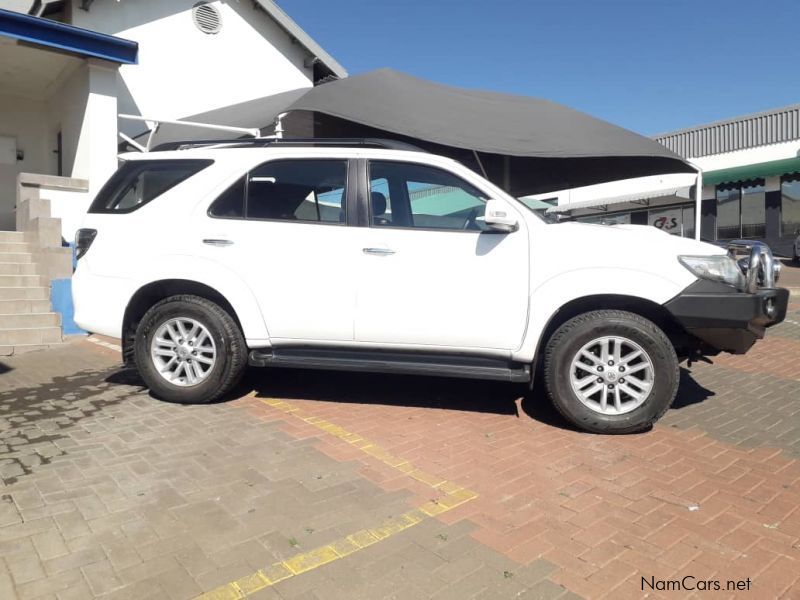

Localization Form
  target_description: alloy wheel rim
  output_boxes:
[569,335,654,415]
[150,317,216,387]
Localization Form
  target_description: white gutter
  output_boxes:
[545,173,697,213]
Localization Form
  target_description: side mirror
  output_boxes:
[484,199,518,233]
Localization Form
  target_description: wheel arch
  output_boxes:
[122,279,245,366]
[530,294,689,385]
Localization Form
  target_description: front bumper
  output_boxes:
[665,280,789,354]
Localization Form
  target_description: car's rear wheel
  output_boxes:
[543,310,679,434]
[134,295,247,404]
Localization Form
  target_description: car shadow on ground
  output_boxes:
[244,367,523,416]
[247,366,714,418]
[108,364,716,434]
[671,367,715,409]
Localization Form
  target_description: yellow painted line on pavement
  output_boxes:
[196,395,478,599]
[86,335,122,353]
[257,397,469,494]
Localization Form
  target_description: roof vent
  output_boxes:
[192,2,221,34]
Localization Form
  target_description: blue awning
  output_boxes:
[0,8,137,64]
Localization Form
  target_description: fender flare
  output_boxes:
[128,255,270,341]
[515,267,685,363]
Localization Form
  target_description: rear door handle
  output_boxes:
[203,238,234,247]
[363,247,395,256]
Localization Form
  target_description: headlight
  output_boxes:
[678,255,745,290]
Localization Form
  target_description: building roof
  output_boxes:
[0,7,137,63]
[18,0,345,79]
[254,0,346,80]
[655,103,800,159]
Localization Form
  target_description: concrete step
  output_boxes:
[0,287,49,300]
[0,263,37,275]
[0,231,26,243]
[0,275,47,287]
[0,299,51,314]
[0,242,33,253]
[0,343,66,357]
[0,313,60,328]
[0,253,34,263]
[0,326,62,346]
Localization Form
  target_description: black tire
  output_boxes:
[543,310,679,434]
[134,295,247,404]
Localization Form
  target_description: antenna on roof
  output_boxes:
[273,112,288,140]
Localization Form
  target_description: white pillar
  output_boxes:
[694,170,703,241]
[71,59,119,197]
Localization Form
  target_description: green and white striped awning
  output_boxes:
[703,157,800,186]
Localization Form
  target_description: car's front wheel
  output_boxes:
[543,310,679,434]
[134,295,247,404]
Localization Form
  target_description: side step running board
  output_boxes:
[248,347,531,383]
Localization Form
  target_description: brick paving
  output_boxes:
[777,260,800,290]
[0,342,572,600]
[1,300,799,599]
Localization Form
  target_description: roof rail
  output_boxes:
[149,137,425,153]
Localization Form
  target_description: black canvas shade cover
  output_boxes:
[286,69,681,160]
[284,69,695,195]
[141,68,695,196]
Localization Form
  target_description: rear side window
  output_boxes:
[208,176,245,219]
[89,159,213,214]
[246,160,347,223]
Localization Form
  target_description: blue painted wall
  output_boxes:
[51,279,83,335]
[51,244,84,336]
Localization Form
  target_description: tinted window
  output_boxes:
[246,160,347,223]
[209,177,245,219]
[89,159,212,213]
[741,182,766,238]
[368,161,488,231]
[716,181,766,240]
[781,175,800,236]
[716,186,740,240]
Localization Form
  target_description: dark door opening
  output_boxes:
[55,131,63,177]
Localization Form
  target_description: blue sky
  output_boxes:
[285,0,799,136]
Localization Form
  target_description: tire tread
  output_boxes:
[543,309,679,434]
[135,294,247,404]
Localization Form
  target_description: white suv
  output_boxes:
[73,139,789,434]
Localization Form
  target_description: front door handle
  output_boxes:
[363,247,395,256]
[203,238,234,247]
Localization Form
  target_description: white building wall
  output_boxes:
[0,94,49,230]
[40,60,119,239]
[46,64,89,179]
[39,187,89,244]
[0,0,332,233]
[45,61,119,188]
[69,0,315,136]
